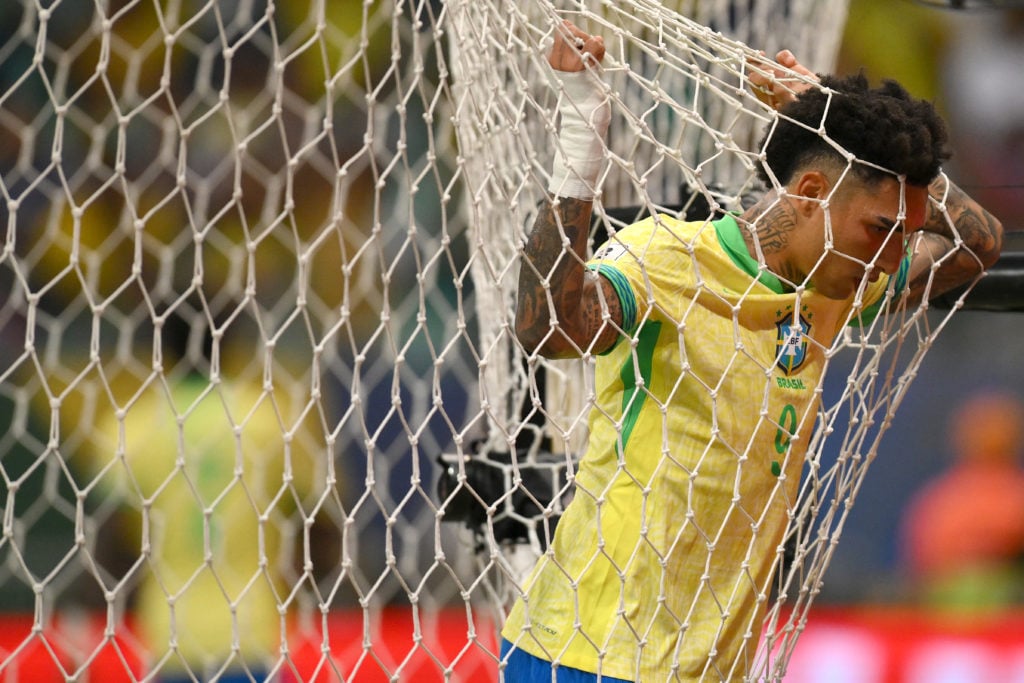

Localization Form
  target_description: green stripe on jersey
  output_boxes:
[617,321,662,457]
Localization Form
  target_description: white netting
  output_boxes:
[0,0,984,681]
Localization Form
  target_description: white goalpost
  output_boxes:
[0,0,986,681]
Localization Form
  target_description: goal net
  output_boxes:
[0,0,986,681]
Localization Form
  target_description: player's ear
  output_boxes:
[789,170,830,218]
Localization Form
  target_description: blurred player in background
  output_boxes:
[900,389,1024,611]
[82,315,325,683]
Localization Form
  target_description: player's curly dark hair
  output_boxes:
[757,73,951,189]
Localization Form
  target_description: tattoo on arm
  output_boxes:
[516,197,620,357]
[907,176,1004,302]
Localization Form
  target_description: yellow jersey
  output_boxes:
[502,213,907,681]
[91,375,320,677]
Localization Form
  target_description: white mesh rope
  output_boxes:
[0,0,986,681]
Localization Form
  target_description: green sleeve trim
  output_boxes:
[586,263,638,350]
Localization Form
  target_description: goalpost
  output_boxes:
[0,0,1007,681]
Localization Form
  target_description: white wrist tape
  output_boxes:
[548,70,611,200]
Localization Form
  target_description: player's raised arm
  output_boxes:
[515,21,622,359]
[904,173,1003,305]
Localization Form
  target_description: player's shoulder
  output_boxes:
[593,213,711,259]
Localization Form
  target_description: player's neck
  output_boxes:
[739,192,806,290]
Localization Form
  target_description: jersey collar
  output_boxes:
[714,214,787,295]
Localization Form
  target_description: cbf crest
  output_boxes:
[775,309,812,375]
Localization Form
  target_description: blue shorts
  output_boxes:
[500,639,632,682]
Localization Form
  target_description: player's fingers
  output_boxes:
[746,52,779,104]
[776,49,797,67]
[748,51,782,81]
[564,21,604,63]
[746,50,770,74]
[582,35,605,65]
[563,20,586,39]
[549,21,580,70]
[776,49,817,80]
[552,21,604,70]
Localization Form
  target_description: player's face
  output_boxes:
[808,176,928,301]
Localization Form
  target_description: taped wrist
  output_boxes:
[548,70,611,200]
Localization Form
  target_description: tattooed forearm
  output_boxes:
[907,176,1004,303]
[515,197,593,356]
[937,183,1003,266]
[909,176,1003,305]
